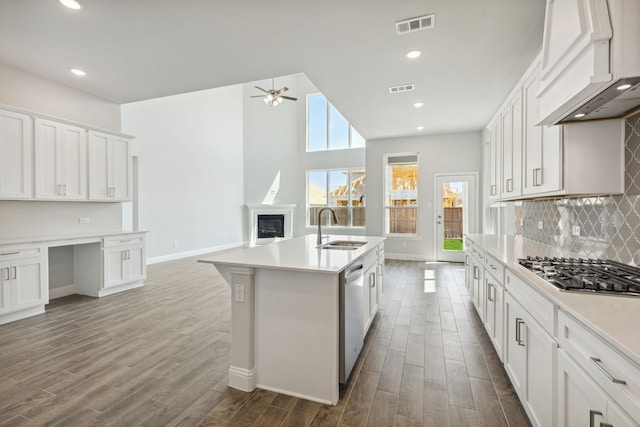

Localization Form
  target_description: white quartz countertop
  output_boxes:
[0,230,147,247]
[198,234,385,274]
[466,234,640,366]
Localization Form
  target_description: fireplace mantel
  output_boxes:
[247,204,295,246]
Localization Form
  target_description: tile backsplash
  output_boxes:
[517,113,640,265]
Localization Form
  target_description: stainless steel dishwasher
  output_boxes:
[339,259,365,383]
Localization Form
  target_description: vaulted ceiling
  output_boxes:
[0,0,545,140]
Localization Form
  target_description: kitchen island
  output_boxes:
[198,234,385,405]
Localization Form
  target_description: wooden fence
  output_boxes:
[444,207,463,238]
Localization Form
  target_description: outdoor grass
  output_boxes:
[444,238,463,251]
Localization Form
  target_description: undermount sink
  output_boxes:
[321,240,367,250]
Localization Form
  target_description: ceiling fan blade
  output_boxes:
[276,87,289,95]
[254,86,269,93]
[249,95,266,98]
[281,96,297,101]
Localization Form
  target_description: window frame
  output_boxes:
[306,93,366,152]
[306,167,366,228]
[383,153,419,237]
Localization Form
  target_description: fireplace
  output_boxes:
[257,214,285,239]
[247,204,295,245]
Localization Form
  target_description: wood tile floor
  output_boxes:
[0,257,531,426]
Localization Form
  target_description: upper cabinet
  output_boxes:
[34,118,87,200]
[500,90,523,199]
[537,0,640,124]
[488,118,501,201]
[88,131,132,201]
[0,109,32,200]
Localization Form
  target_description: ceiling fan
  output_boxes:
[251,79,297,106]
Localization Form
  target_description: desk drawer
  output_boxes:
[103,234,145,248]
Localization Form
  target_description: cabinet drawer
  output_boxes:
[470,244,484,261]
[363,249,378,271]
[505,270,555,336]
[484,253,504,284]
[558,310,640,422]
[0,244,45,261]
[103,234,145,248]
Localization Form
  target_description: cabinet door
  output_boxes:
[11,257,46,310]
[504,294,526,398]
[0,109,32,199]
[538,124,562,193]
[464,253,472,294]
[484,275,504,360]
[61,124,87,200]
[88,131,111,200]
[126,245,145,283]
[557,348,608,427]
[110,136,132,201]
[488,119,501,200]
[34,118,63,199]
[501,91,522,199]
[523,311,557,427]
[471,256,484,320]
[104,248,125,288]
[523,69,542,195]
[0,263,11,315]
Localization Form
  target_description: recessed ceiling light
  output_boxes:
[406,50,422,59]
[413,102,424,108]
[417,126,424,131]
[574,113,586,118]
[70,68,86,76]
[617,84,632,91]
[58,0,83,10]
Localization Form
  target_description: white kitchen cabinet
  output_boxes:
[0,109,32,200]
[363,248,379,333]
[470,248,484,321]
[557,349,636,427]
[500,90,523,199]
[0,244,47,321]
[488,117,501,201]
[88,130,132,201]
[103,234,146,290]
[504,291,557,427]
[522,64,562,196]
[483,253,505,360]
[34,118,87,200]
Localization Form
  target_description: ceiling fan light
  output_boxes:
[263,97,269,104]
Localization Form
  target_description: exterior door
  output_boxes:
[435,173,478,262]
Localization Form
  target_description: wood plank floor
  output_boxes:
[0,256,531,426]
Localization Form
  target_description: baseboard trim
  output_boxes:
[146,242,246,265]
[255,383,334,405]
[228,365,256,392]
[0,305,45,326]
[49,284,75,300]
[384,252,430,261]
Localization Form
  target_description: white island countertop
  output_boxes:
[198,234,385,274]
[466,234,640,366]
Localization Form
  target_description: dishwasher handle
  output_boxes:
[344,263,364,283]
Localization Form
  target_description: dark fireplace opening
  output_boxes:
[257,214,285,239]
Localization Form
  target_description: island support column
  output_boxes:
[226,267,256,391]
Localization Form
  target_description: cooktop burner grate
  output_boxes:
[517,256,640,297]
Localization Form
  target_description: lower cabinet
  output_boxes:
[470,253,484,321]
[103,234,146,290]
[484,270,504,360]
[363,247,380,333]
[0,244,47,323]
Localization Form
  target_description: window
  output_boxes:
[307,168,366,227]
[307,94,366,151]
[384,154,418,235]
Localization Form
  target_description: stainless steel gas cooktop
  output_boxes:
[517,256,640,297]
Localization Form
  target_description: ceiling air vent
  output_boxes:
[389,84,415,94]
[395,14,435,35]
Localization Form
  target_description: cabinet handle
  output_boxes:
[533,168,542,187]
[465,255,469,266]
[473,266,479,280]
[128,250,131,260]
[489,264,497,270]
[600,423,614,427]
[515,318,525,346]
[11,266,17,280]
[121,250,126,261]
[1,252,19,256]
[2,267,9,281]
[491,184,496,196]
[589,357,627,384]
[370,272,376,288]
[63,184,67,196]
[589,410,603,427]
[487,282,493,302]
[506,178,513,192]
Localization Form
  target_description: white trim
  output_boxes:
[49,284,75,299]
[384,252,429,262]
[247,204,295,246]
[228,366,257,392]
[256,383,334,406]
[146,241,245,265]
[0,305,45,326]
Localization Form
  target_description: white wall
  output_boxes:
[366,131,483,260]
[243,74,366,238]
[121,85,245,262]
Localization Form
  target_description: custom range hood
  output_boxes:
[537,0,640,125]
